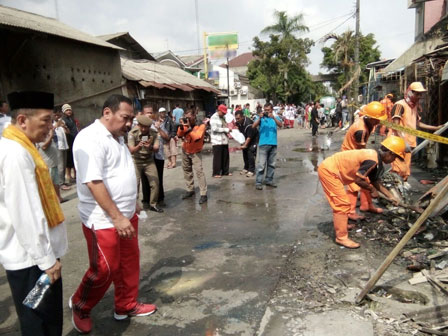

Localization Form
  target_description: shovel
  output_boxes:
[378,193,424,214]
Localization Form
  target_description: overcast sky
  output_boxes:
[0,0,415,74]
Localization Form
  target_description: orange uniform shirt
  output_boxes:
[177,124,206,154]
[341,117,374,151]
[390,99,420,148]
[320,149,380,185]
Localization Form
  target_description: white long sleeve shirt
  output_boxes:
[0,138,68,271]
[210,112,229,145]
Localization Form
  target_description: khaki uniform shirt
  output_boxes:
[128,127,159,164]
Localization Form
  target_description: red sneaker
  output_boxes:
[114,303,157,320]
[69,296,92,334]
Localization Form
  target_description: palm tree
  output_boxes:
[261,11,309,40]
[261,11,309,102]
[323,31,354,68]
[323,30,356,93]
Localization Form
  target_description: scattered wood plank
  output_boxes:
[419,327,448,335]
[423,270,448,295]
[409,272,428,285]
[355,181,448,304]
[428,248,448,260]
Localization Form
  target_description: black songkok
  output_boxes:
[7,91,54,110]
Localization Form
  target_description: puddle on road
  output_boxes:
[202,147,240,154]
[277,157,303,162]
[216,199,259,208]
[302,159,319,175]
[154,270,216,296]
[194,241,223,250]
[277,157,320,174]
[293,134,333,153]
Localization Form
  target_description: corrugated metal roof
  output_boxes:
[0,5,122,50]
[121,58,220,94]
[179,54,203,66]
[222,52,255,68]
[97,32,128,41]
[98,31,155,61]
[383,35,443,73]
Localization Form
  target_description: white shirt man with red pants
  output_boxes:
[69,95,157,334]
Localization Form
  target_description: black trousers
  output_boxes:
[155,158,164,202]
[6,266,63,336]
[242,145,257,173]
[212,144,230,176]
[141,173,150,203]
[311,122,319,136]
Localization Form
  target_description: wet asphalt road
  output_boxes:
[0,127,339,336]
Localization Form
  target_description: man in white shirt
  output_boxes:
[70,94,157,334]
[53,109,70,190]
[210,104,231,178]
[0,91,67,335]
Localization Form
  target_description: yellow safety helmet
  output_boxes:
[361,101,387,121]
[381,136,406,159]
[409,82,427,92]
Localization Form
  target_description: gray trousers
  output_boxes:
[182,150,207,196]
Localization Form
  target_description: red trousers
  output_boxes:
[72,214,140,314]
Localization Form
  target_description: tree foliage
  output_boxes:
[321,30,381,93]
[261,11,309,39]
[248,12,325,103]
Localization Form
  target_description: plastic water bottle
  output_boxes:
[22,273,51,309]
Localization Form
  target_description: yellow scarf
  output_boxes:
[3,125,65,228]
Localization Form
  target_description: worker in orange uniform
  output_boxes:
[341,101,387,220]
[390,82,442,187]
[318,136,405,248]
[379,93,394,135]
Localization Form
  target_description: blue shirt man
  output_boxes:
[257,115,281,146]
[252,103,282,189]
[172,105,184,124]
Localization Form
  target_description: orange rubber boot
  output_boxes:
[360,189,383,213]
[347,191,365,221]
[333,213,360,249]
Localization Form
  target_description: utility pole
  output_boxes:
[203,32,208,79]
[195,0,200,54]
[352,0,360,120]
[226,46,231,106]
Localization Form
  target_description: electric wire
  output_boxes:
[150,11,356,55]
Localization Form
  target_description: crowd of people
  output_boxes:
[0,91,290,335]
[0,82,443,334]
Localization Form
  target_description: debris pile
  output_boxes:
[405,303,448,335]
[382,171,411,204]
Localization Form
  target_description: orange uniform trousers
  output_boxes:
[317,164,351,215]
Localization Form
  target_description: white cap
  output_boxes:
[62,103,72,113]
[158,107,166,112]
